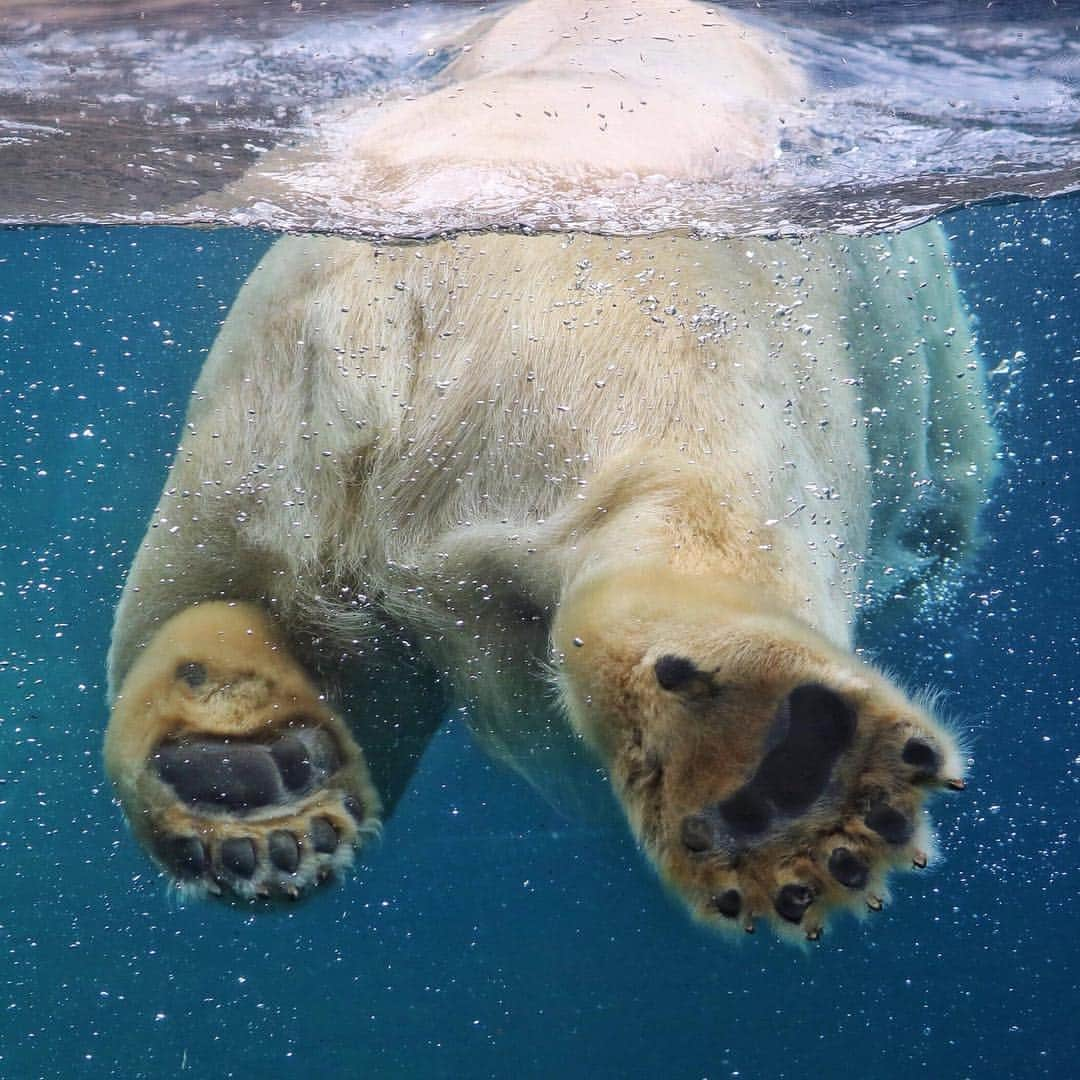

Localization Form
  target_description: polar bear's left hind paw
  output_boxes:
[148,728,374,903]
[105,602,382,903]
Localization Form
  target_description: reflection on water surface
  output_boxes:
[1,0,1077,234]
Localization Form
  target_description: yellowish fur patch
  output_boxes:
[106,603,380,900]
[550,563,966,934]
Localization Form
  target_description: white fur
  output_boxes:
[190,0,806,234]
[111,0,996,776]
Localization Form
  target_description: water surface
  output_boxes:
[1,0,1077,235]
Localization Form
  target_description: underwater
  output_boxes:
[1,2,1078,1078]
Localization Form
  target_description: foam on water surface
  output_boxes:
[1,0,1077,236]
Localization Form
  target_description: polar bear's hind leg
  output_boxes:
[554,567,967,940]
[105,603,381,901]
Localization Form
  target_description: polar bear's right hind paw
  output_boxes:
[668,683,968,943]
[552,570,969,944]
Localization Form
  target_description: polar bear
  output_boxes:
[104,1,997,940]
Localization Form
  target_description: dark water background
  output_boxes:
[0,195,1077,1078]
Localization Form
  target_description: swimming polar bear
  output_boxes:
[104,0,997,940]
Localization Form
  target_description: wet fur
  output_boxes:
[104,1,997,936]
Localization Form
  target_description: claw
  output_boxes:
[912,849,928,869]
[866,894,884,912]
[743,920,756,935]
[945,777,966,791]
[805,927,822,942]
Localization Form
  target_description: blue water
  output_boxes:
[0,197,1077,1078]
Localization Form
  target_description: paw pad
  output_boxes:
[146,725,375,901]
[652,679,966,941]
[220,837,257,878]
[106,603,383,905]
[827,846,869,890]
[153,727,341,813]
[774,883,815,924]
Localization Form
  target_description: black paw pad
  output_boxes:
[654,655,719,699]
[268,830,301,873]
[309,817,339,855]
[900,501,966,560]
[755,684,856,814]
[220,837,257,878]
[175,661,207,689]
[865,802,914,846]
[270,735,317,794]
[153,729,342,814]
[902,737,940,775]
[164,836,208,879]
[721,684,856,828]
[718,787,773,836]
[156,741,282,811]
[712,889,742,919]
[654,655,700,691]
[827,846,869,889]
[774,883,815,924]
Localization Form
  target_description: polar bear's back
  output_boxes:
[201,0,806,230]
[352,0,805,183]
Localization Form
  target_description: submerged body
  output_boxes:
[105,1,997,938]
